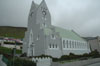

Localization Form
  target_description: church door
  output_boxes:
[29,30,35,56]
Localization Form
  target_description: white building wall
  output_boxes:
[62,38,90,55]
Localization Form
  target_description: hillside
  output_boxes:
[0,26,27,38]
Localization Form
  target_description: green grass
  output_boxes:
[0,26,27,38]
[0,46,22,54]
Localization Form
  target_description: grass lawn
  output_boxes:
[0,46,22,54]
[0,26,27,38]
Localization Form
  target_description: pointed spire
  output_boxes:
[41,0,45,4]
[42,0,45,1]
[32,0,34,2]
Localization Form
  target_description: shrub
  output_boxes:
[52,58,60,62]
[20,53,27,57]
[8,58,36,66]
[31,54,52,58]
[89,50,100,58]
[52,50,100,62]
[0,46,22,54]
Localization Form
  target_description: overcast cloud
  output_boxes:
[0,0,100,37]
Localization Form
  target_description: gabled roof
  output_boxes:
[83,37,99,41]
[43,26,86,42]
[54,26,85,41]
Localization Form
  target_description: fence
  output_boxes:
[32,57,52,66]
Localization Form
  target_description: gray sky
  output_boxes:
[0,0,100,37]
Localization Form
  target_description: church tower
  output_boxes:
[28,0,51,30]
[35,0,51,28]
[23,0,52,56]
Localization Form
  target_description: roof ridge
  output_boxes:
[54,26,71,31]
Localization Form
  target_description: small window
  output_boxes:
[63,40,65,44]
[67,44,68,48]
[66,40,68,44]
[77,42,78,48]
[43,23,46,27]
[44,17,47,20]
[63,40,65,48]
[49,44,51,48]
[72,41,74,48]
[69,41,71,48]
[56,44,57,48]
[66,40,68,48]
[37,35,39,40]
[53,44,55,48]
[42,22,46,27]
[75,42,76,48]
[51,34,55,39]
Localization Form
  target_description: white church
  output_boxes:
[22,0,90,58]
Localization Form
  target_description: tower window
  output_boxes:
[37,35,39,40]
[43,23,45,26]
[42,23,46,27]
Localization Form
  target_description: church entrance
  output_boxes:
[29,30,35,56]
[30,43,35,56]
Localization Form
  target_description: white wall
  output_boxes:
[32,57,52,66]
[2,44,22,50]
[62,38,90,55]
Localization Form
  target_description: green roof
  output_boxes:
[43,26,85,41]
[55,27,85,41]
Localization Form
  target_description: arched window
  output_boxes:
[49,44,51,48]
[37,35,39,40]
[53,44,55,48]
[70,41,71,48]
[75,41,76,48]
[77,41,79,48]
[42,22,46,27]
[72,41,74,48]
[51,34,55,39]
[63,40,65,48]
[66,40,68,48]
[56,44,57,48]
